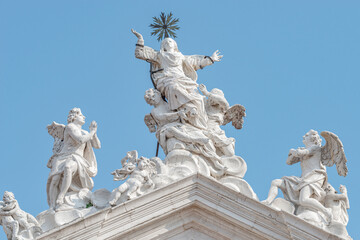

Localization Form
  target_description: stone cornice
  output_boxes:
[38,174,343,240]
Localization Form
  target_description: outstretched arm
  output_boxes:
[132,29,158,63]
[186,50,223,71]
[199,84,210,97]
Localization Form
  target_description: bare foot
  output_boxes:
[55,196,64,206]
[109,199,117,206]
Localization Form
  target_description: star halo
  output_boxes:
[149,12,180,42]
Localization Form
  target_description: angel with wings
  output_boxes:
[46,108,101,210]
[199,84,246,157]
[262,130,348,223]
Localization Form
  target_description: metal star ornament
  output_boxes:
[149,12,180,41]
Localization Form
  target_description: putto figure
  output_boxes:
[110,151,156,206]
[262,130,349,235]
[324,184,351,239]
[46,108,101,210]
[0,191,42,240]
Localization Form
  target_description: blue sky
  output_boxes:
[0,1,359,238]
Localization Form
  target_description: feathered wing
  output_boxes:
[47,121,65,140]
[144,114,157,133]
[47,121,65,154]
[222,104,246,130]
[321,131,348,176]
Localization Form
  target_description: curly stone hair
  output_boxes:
[67,108,82,124]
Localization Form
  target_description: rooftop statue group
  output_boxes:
[262,130,351,239]
[1,30,351,239]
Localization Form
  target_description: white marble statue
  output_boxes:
[324,184,352,239]
[262,130,350,238]
[110,151,157,206]
[132,28,256,198]
[132,28,222,130]
[199,84,246,157]
[46,108,101,211]
[0,191,42,240]
[144,88,227,174]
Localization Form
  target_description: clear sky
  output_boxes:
[1,1,359,238]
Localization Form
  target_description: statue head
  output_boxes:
[3,191,15,203]
[67,107,85,125]
[137,156,156,171]
[160,38,179,53]
[325,183,337,194]
[208,88,229,112]
[144,88,162,106]
[303,129,322,147]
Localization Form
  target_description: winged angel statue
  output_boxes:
[46,108,101,210]
[262,130,348,225]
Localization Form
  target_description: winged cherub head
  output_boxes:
[303,129,322,148]
[144,88,162,106]
[67,107,85,125]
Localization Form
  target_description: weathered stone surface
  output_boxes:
[37,174,344,240]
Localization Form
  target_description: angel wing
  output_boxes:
[144,114,157,133]
[321,131,348,177]
[222,104,246,130]
[47,121,65,139]
[47,121,65,154]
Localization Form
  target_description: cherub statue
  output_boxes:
[0,191,42,240]
[110,151,156,206]
[262,130,348,223]
[46,108,101,210]
[199,84,246,157]
[323,184,351,239]
[132,28,223,130]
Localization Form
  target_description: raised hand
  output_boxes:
[131,29,143,40]
[339,185,347,194]
[211,50,223,62]
[199,84,207,93]
[89,121,97,133]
